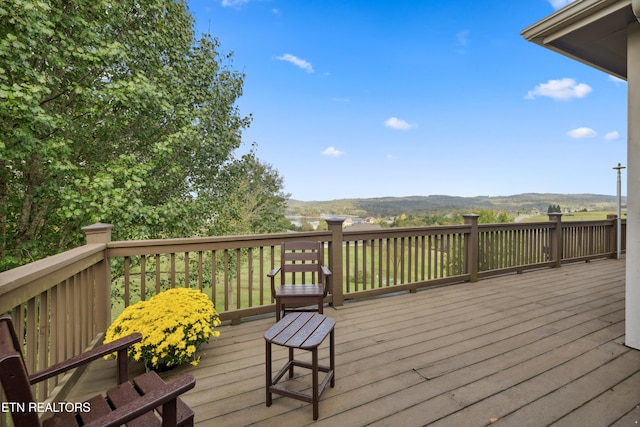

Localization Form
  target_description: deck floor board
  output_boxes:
[66,258,640,426]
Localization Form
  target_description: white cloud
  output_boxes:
[222,0,250,7]
[384,117,416,131]
[567,127,597,139]
[605,131,621,141]
[548,0,576,10]
[525,78,592,101]
[457,30,470,46]
[322,146,344,157]
[276,54,314,73]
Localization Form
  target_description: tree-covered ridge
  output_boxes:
[287,193,621,218]
[0,0,289,270]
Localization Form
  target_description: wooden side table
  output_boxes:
[264,312,335,420]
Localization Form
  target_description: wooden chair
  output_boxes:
[0,315,195,427]
[267,241,332,321]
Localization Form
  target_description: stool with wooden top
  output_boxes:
[264,312,335,420]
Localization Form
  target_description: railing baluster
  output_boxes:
[400,237,406,284]
[155,254,161,294]
[70,276,77,355]
[184,252,190,288]
[376,239,381,285]
[26,297,36,384]
[140,255,146,300]
[212,250,217,307]
[256,247,262,305]
[170,253,176,288]
[198,251,204,291]
[269,246,275,303]
[371,239,376,287]
[50,285,60,372]
[354,240,360,288]
[236,248,241,310]
[223,250,230,311]
[413,236,419,282]
[248,248,253,307]
[38,291,48,400]
[345,241,351,292]
[80,269,88,349]
[124,256,130,307]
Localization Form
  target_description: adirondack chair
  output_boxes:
[267,241,332,321]
[0,315,195,427]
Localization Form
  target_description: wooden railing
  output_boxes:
[0,224,112,418]
[0,214,626,415]
[340,224,470,299]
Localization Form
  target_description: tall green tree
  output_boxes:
[202,148,291,236]
[0,0,286,270]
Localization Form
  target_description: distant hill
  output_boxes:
[286,193,624,217]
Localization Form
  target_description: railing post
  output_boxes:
[548,213,563,268]
[82,223,113,333]
[325,217,345,307]
[463,214,479,282]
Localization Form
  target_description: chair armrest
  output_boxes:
[82,374,196,427]
[321,265,332,296]
[267,267,281,278]
[321,265,332,277]
[29,333,142,384]
[267,266,281,297]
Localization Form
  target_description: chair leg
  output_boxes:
[266,340,272,407]
[288,347,294,378]
[330,328,335,387]
[312,347,319,420]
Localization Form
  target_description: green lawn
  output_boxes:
[109,241,460,320]
[519,211,618,222]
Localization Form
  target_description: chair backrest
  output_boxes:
[278,241,325,286]
[0,315,41,427]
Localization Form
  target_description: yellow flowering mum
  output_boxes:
[104,288,220,369]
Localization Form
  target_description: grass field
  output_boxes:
[109,242,458,320]
[519,211,618,222]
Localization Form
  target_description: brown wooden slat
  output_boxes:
[286,315,327,348]
[284,241,322,251]
[42,411,80,427]
[283,264,320,273]
[275,284,323,297]
[76,394,112,424]
[134,372,194,426]
[263,312,300,341]
[284,252,320,262]
[106,381,160,427]
[300,318,336,349]
[265,312,310,345]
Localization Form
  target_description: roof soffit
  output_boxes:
[521,0,636,80]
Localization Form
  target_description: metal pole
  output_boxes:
[613,163,626,259]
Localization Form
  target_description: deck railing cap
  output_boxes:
[325,217,347,225]
[82,223,114,244]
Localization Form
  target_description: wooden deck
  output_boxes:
[67,258,640,426]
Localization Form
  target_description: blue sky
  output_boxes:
[187,0,628,201]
